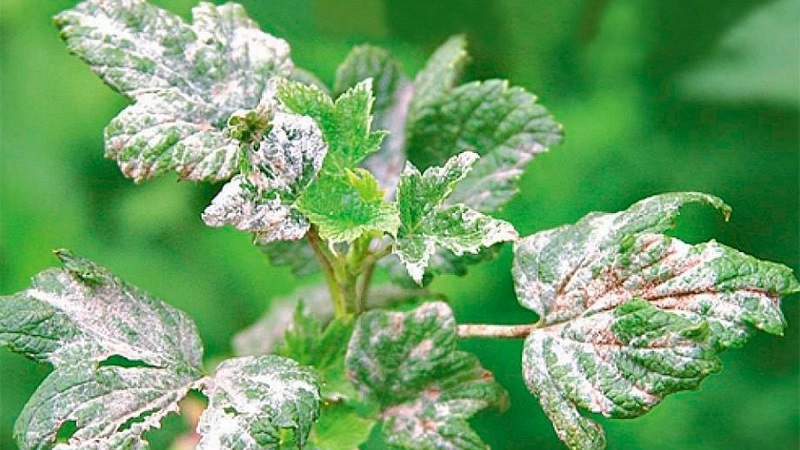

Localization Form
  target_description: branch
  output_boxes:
[457,323,540,339]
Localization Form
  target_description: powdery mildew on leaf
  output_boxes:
[277,79,399,243]
[334,45,414,196]
[197,355,320,450]
[202,112,327,244]
[17,363,195,450]
[512,193,800,449]
[0,251,204,450]
[56,0,292,182]
[346,302,508,449]
[394,152,518,284]
[405,37,562,213]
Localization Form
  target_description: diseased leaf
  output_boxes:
[202,112,328,244]
[278,79,386,173]
[394,152,517,284]
[346,302,508,449]
[512,193,800,449]
[334,45,413,195]
[17,363,194,450]
[403,36,562,213]
[0,251,203,450]
[296,171,400,243]
[197,355,320,450]
[56,0,292,182]
[277,79,398,243]
[407,79,562,212]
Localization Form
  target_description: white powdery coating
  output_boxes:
[197,356,319,450]
[24,269,201,368]
[202,112,327,243]
[59,0,295,182]
[394,151,517,284]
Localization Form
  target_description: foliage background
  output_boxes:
[0,0,797,448]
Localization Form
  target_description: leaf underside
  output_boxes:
[346,302,508,449]
[512,192,799,449]
[56,0,293,182]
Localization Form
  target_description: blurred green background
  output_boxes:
[1,0,797,448]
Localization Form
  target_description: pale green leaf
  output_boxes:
[0,251,203,450]
[197,355,320,450]
[394,152,517,284]
[334,45,413,194]
[297,171,399,244]
[346,302,508,449]
[56,0,292,182]
[202,112,328,244]
[306,403,375,450]
[278,79,386,173]
[512,193,799,449]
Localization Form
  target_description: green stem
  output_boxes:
[307,228,348,318]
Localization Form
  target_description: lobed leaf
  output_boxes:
[405,37,562,213]
[512,193,799,449]
[197,355,320,450]
[296,170,400,243]
[278,79,386,173]
[0,251,204,449]
[202,112,328,244]
[346,302,508,449]
[56,0,292,182]
[394,152,518,284]
[334,45,413,195]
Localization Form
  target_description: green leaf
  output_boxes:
[197,355,320,450]
[306,403,375,450]
[56,0,292,182]
[259,240,321,277]
[512,193,799,449]
[296,171,400,243]
[407,79,563,212]
[233,284,441,357]
[202,112,328,244]
[0,250,203,449]
[406,35,469,123]
[334,45,413,194]
[346,302,508,449]
[275,306,357,402]
[278,79,387,174]
[405,36,562,213]
[394,152,517,284]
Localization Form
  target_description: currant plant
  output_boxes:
[1,1,797,449]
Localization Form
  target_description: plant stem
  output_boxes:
[306,228,348,318]
[457,323,540,339]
